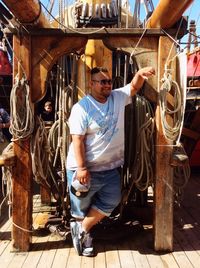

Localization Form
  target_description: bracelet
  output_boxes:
[77,167,87,171]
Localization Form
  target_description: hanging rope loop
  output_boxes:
[10,74,34,140]
[159,66,182,142]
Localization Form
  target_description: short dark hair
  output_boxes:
[91,67,108,75]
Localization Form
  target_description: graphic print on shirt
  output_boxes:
[86,95,118,143]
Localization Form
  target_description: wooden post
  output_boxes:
[11,33,88,251]
[12,140,33,251]
[12,35,33,252]
[154,36,176,251]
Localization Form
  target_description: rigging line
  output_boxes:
[129,28,147,65]
[164,16,185,68]
[187,31,200,39]
[40,1,106,34]
[161,29,183,48]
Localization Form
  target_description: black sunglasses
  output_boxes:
[92,79,112,85]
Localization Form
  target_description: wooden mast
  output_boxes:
[77,0,112,97]
[146,0,194,28]
[2,0,50,27]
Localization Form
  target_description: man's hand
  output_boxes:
[130,66,155,96]
[137,66,155,80]
[76,168,91,185]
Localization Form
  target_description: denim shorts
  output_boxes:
[67,168,121,219]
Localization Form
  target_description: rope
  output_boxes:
[159,68,183,142]
[130,95,155,191]
[173,145,191,204]
[129,28,147,65]
[12,221,34,233]
[47,60,73,203]
[30,116,50,188]
[0,142,13,218]
[0,166,12,217]
[10,75,34,140]
[120,94,155,214]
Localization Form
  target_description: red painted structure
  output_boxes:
[187,48,200,78]
[0,48,12,76]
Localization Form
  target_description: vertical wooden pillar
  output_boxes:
[40,186,51,205]
[154,36,175,251]
[12,35,33,251]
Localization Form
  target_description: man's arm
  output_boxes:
[130,66,155,96]
[72,134,90,184]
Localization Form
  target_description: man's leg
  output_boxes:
[82,207,105,233]
[70,208,104,257]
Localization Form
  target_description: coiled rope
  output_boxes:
[10,75,34,140]
[159,68,183,142]
[159,64,190,202]
[120,95,155,214]
[130,95,155,191]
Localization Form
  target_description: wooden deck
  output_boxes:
[1,172,200,268]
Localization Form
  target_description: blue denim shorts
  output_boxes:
[67,168,121,219]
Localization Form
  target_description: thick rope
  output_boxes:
[130,95,155,191]
[0,142,13,218]
[30,116,50,188]
[10,75,34,140]
[120,95,155,214]
[159,69,183,142]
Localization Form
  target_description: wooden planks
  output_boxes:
[1,174,200,267]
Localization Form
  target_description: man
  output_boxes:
[66,66,155,256]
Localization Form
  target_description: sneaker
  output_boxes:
[70,220,82,255]
[82,232,94,257]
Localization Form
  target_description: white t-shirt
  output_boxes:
[66,84,132,171]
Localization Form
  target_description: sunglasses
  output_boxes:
[92,79,112,85]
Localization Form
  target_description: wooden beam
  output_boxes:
[154,36,175,252]
[7,27,185,38]
[31,36,87,102]
[103,36,158,98]
[2,0,50,27]
[12,35,33,252]
[146,0,194,29]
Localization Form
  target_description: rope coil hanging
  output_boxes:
[130,95,155,191]
[159,67,183,142]
[159,63,190,201]
[10,75,34,140]
[120,94,155,214]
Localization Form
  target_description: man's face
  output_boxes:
[90,71,112,103]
